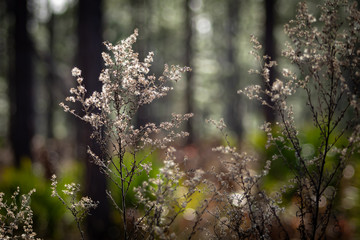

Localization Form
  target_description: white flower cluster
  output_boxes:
[61,29,192,154]
[50,175,98,240]
[60,30,193,239]
[61,29,190,126]
[196,119,284,239]
[133,147,203,239]
[0,188,41,240]
[239,1,360,239]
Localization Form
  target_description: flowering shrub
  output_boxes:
[240,0,360,238]
[50,175,98,240]
[0,188,40,240]
[50,1,360,238]
[59,29,195,239]
[191,119,285,240]
[133,147,204,239]
[1,0,360,239]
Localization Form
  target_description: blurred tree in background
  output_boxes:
[263,0,277,123]
[6,0,35,167]
[0,0,359,239]
[184,0,195,143]
[75,0,110,239]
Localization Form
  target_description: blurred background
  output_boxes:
[0,0,360,239]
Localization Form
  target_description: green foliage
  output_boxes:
[249,123,360,210]
[107,149,162,207]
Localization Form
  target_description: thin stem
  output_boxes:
[118,143,128,240]
[311,51,337,239]
[75,215,85,240]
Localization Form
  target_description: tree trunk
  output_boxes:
[76,0,110,239]
[185,0,195,144]
[7,0,35,167]
[224,0,243,138]
[45,10,55,139]
[263,0,277,123]
[131,0,154,129]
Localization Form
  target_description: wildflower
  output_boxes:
[71,67,81,77]
[61,30,192,239]
[238,1,360,239]
[0,188,40,240]
[272,79,283,92]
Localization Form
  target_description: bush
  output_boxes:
[1,0,360,239]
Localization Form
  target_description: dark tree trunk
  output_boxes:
[45,11,55,139]
[185,0,195,144]
[7,0,35,167]
[131,0,154,129]
[224,0,243,138]
[263,0,277,123]
[0,0,6,84]
[76,0,110,239]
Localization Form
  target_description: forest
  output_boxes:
[1,0,360,239]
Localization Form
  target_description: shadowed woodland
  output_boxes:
[1,0,360,239]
